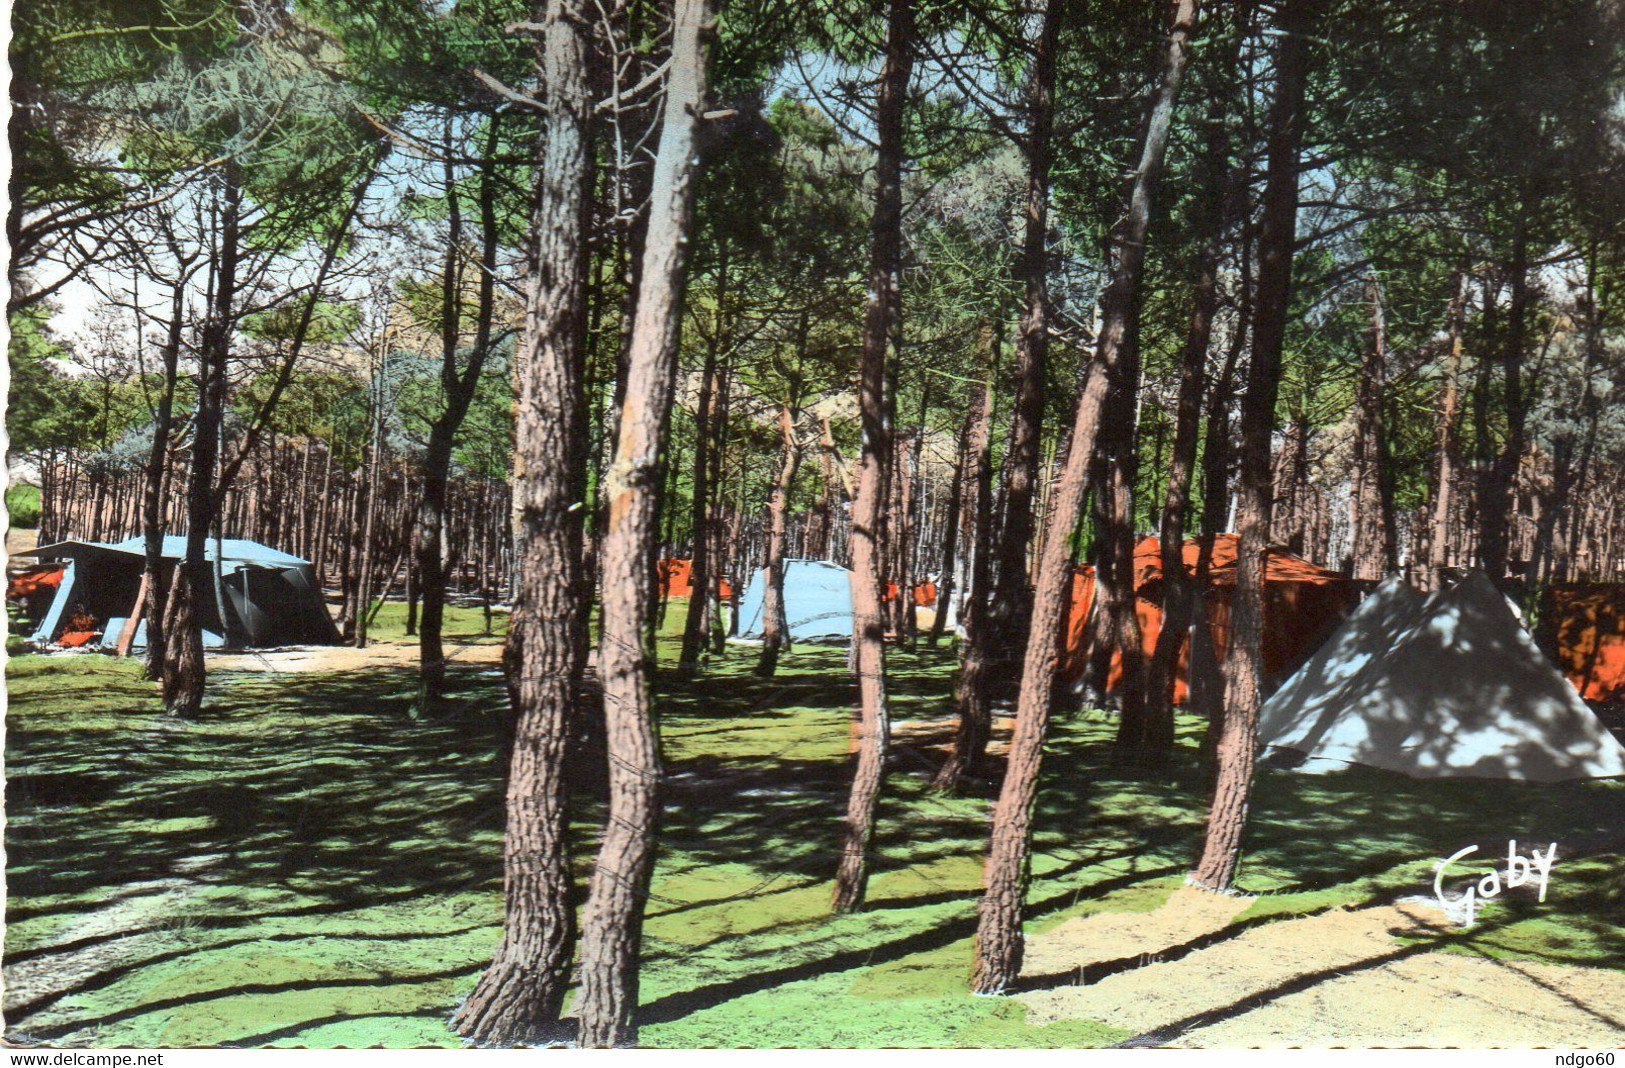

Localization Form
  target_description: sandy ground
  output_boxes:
[892,715,1017,758]
[1020,885,1253,985]
[7,526,40,558]
[1018,895,1625,1047]
[211,639,503,673]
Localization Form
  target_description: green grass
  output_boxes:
[363,601,508,645]
[4,634,1622,1048]
[7,482,41,528]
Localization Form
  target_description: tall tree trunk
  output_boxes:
[141,283,186,683]
[1426,267,1469,588]
[932,329,998,791]
[1190,0,1312,892]
[164,161,242,716]
[1138,187,1226,759]
[972,0,1199,993]
[1191,228,1252,741]
[417,119,502,714]
[976,0,1064,697]
[705,361,738,653]
[832,0,912,916]
[1545,246,1604,584]
[949,0,1063,785]
[353,396,385,649]
[1479,233,1529,586]
[1351,273,1395,580]
[927,380,981,649]
[756,401,803,676]
[453,0,596,1044]
[1092,340,1147,731]
[574,0,712,1045]
[678,252,726,671]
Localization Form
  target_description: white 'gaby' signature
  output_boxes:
[1432,840,1558,926]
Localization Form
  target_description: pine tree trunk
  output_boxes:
[932,333,997,791]
[972,0,1199,993]
[416,120,502,713]
[971,0,1064,719]
[142,284,185,683]
[1425,267,1468,588]
[1479,234,1529,586]
[353,409,385,650]
[1351,273,1393,580]
[1191,0,1312,892]
[679,262,725,671]
[1139,218,1222,759]
[832,0,912,916]
[756,402,803,677]
[452,0,596,1045]
[927,379,981,649]
[574,1,712,1045]
[1092,347,1147,730]
[165,161,242,716]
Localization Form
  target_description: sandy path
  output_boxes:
[211,640,503,673]
[1018,898,1625,1047]
[1019,886,1252,985]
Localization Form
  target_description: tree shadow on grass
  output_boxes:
[7,646,1623,1046]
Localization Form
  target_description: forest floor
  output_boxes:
[212,604,507,673]
[5,601,1624,1048]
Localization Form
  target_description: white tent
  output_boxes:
[732,559,854,642]
[1258,571,1625,782]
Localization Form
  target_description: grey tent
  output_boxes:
[733,560,854,641]
[1258,571,1625,782]
[21,535,339,649]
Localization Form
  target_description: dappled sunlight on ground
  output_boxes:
[4,611,1623,1047]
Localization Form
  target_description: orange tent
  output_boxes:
[883,580,937,606]
[657,558,732,600]
[7,563,64,601]
[1059,534,1360,702]
[1539,584,1625,705]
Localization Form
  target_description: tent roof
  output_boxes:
[1258,571,1625,782]
[20,539,113,561]
[23,536,309,568]
[1131,534,1347,588]
[734,559,854,641]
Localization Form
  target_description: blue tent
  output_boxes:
[105,535,311,569]
[733,559,853,642]
[20,536,339,649]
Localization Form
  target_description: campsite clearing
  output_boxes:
[6,617,1622,1048]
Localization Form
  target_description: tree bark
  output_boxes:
[1478,234,1529,587]
[353,390,385,650]
[678,253,725,671]
[927,380,981,649]
[1091,342,1147,730]
[932,329,998,791]
[1350,273,1395,580]
[756,402,803,676]
[974,0,1064,708]
[832,0,912,916]
[417,119,503,713]
[1190,0,1313,892]
[1137,213,1222,758]
[1425,267,1468,588]
[573,0,712,1045]
[141,281,186,684]
[164,161,242,716]
[452,0,596,1045]
[972,0,1199,993]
